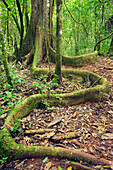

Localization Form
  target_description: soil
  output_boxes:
[0,56,113,170]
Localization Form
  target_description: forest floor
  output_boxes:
[0,56,113,170]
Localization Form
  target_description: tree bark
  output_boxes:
[21,0,46,64]
[21,0,39,57]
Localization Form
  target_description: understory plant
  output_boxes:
[0,63,25,116]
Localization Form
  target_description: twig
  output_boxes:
[90,77,102,87]
[71,162,95,170]
[24,128,55,135]
[14,159,27,168]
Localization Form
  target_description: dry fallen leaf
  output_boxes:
[101,133,113,140]
[47,117,62,127]
[44,162,52,170]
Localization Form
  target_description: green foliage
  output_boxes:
[0,63,25,116]
[0,0,112,58]
[11,119,22,132]
[99,91,109,100]
[31,73,59,95]
[0,157,8,165]
[41,100,50,107]
[30,73,61,107]
[29,122,33,127]
[42,157,48,163]
[56,96,62,101]
[58,166,62,170]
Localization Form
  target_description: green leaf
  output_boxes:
[5,91,13,98]
[58,166,62,170]
[42,157,48,163]
[96,132,101,136]
[29,122,33,127]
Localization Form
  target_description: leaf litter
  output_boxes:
[1,56,113,169]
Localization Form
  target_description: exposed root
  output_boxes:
[0,69,112,168]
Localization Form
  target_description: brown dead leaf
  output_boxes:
[107,110,113,114]
[47,117,62,127]
[24,136,31,142]
[71,112,77,118]
[101,133,113,140]
[22,122,26,129]
[44,162,52,170]
[88,146,96,154]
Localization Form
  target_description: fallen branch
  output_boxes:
[52,131,81,140]
[90,77,102,87]
[24,128,55,135]
[39,131,55,140]
[71,162,95,170]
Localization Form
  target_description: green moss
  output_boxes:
[62,51,98,67]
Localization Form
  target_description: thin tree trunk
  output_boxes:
[0,31,13,86]
[55,0,62,83]
[49,0,54,47]
[7,9,9,46]
[25,1,29,31]
[2,0,21,34]
[16,0,24,62]
[109,36,113,54]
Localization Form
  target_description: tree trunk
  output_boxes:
[49,0,54,48]
[31,0,46,69]
[0,31,13,86]
[94,6,100,51]
[21,0,39,57]
[21,0,46,65]
[109,36,113,54]
[55,0,63,83]
[32,25,44,69]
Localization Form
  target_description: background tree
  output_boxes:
[0,24,12,86]
[55,0,63,83]
[0,0,113,66]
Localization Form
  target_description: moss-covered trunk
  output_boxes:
[21,0,45,62]
[21,0,38,57]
